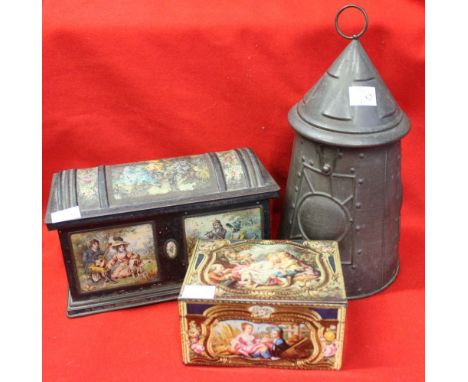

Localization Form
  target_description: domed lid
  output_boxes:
[289,5,410,147]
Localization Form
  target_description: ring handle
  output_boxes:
[335,4,369,40]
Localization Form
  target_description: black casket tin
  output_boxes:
[45,148,279,317]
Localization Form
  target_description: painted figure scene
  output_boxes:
[206,243,322,290]
[184,208,262,256]
[110,155,212,201]
[70,223,158,293]
[208,320,313,360]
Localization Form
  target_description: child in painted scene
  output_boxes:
[106,237,144,280]
[82,239,113,283]
[229,323,290,360]
[71,223,158,293]
[82,239,104,272]
[230,322,271,358]
[208,249,321,289]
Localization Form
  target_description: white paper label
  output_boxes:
[349,86,377,106]
[181,285,216,300]
[50,206,81,223]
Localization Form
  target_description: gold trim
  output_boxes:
[335,306,347,369]
[180,303,343,369]
[178,301,190,363]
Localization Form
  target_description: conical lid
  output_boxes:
[289,39,410,147]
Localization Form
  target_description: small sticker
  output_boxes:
[181,285,216,300]
[349,86,377,106]
[50,206,81,223]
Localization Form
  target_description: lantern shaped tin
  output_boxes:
[279,6,410,298]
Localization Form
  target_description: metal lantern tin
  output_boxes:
[279,5,410,298]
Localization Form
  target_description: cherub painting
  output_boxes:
[205,243,321,290]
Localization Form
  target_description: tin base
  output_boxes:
[347,261,400,299]
[66,283,181,317]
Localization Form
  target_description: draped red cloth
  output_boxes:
[43,1,424,380]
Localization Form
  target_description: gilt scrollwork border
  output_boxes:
[185,304,339,369]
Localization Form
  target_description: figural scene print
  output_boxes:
[70,223,159,293]
[210,320,312,360]
[108,155,214,203]
[184,305,342,368]
[204,242,322,291]
[184,208,263,257]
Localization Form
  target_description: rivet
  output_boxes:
[294,186,299,191]
[349,218,353,223]
[352,264,357,269]
[358,178,364,184]
[355,225,361,231]
[357,249,362,255]
[359,153,365,158]
[350,167,355,173]
[322,164,331,174]
[309,160,314,165]
[292,203,296,208]
[297,171,302,177]
[358,287,363,292]
[356,202,362,209]
[302,156,306,162]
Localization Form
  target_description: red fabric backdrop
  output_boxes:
[43,1,424,381]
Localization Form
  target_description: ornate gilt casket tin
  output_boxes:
[279,6,410,298]
[44,148,279,317]
[179,240,347,370]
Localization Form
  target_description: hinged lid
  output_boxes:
[45,148,279,229]
[289,5,410,147]
[179,240,347,305]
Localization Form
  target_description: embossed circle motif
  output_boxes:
[164,239,178,259]
[298,195,349,240]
